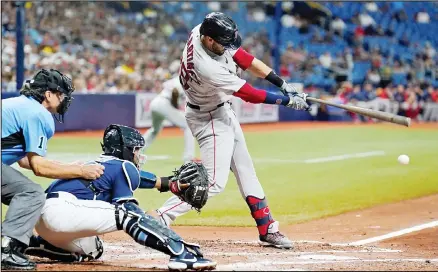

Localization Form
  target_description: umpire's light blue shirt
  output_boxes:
[2,95,55,165]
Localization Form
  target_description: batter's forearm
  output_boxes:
[246,58,272,78]
[246,58,289,92]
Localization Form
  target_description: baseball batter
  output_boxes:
[25,124,216,271]
[156,12,309,249]
[143,76,196,163]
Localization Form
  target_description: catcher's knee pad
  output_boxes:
[115,202,201,256]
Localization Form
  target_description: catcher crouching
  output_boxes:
[24,124,214,271]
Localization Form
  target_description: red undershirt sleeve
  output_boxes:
[232,48,255,71]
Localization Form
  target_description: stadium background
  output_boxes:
[2,1,438,129]
[1,1,438,271]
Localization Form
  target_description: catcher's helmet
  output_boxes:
[20,69,75,123]
[200,12,242,50]
[101,124,146,169]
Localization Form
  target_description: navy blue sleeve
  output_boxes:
[139,170,158,189]
[111,161,140,203]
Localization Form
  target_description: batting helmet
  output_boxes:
[199,12,242,50]
[20,69,75,123]
[101,124,146,169]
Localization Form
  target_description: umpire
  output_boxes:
[1,69,105,270]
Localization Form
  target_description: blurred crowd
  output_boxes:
[2,2,188,93]
[2,1,438,119]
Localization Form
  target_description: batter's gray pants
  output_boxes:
[1,163,45,246]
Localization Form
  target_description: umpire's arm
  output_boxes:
[27,152,104,180]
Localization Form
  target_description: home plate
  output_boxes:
[297,255,359,260]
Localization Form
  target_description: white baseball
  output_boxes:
[397,154,410,165]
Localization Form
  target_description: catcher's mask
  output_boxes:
[101,124,147,169]
[21,69,75,123]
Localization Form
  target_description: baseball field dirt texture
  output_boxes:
[3,122,438,271]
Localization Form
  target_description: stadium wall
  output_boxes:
[2,92,437,131]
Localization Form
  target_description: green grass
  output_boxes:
[3,125,438,227]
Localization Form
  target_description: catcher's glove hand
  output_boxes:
[169,161,209,212]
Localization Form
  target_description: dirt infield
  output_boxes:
[54,121,438,139]
[34,193,438,271]
[36,122,437,271]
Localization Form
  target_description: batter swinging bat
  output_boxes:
[307,97,411,127]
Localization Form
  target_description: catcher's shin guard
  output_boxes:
[24,235,103,262]
[115,202,203,257]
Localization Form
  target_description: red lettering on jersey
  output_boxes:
[179,32,201,90]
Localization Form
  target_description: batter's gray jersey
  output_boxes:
[179,24,246,110]
[157,24,276,233]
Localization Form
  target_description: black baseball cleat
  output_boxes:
[1,236,36,270]
[168,249,216,271]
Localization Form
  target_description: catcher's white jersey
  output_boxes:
[179,24,245,109]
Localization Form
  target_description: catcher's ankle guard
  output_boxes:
[115,202,202,256]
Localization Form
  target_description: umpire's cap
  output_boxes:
[200,12,242,50]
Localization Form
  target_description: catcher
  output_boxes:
[24,124,213,271]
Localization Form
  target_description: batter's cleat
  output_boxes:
[1,236,36,270]
[168,249,216,271]
[258,221,293,249]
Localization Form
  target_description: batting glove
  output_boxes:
[286,92,310,111]
[279,82,298,95]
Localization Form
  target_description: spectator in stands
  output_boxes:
[415,9,430,24]
[366,68,381,86]
[399,34,410,47]
[391,2,407,22]
[423,42,436,59]
[348,85,368,102]
[426,86,438,103]
[330,16,345,36]
[358,11,377,35]
[363,82,377,100]
[365,2,378,13]
[311,31,325,44]
[392,60,408,74]
[394,84,406,103]
[319,52,332,68]
[353,45,370,61]
[379,65,393,88]
[402,89,421,120]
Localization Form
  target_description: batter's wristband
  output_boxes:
[265,71,285,88]
[159,176,171,192]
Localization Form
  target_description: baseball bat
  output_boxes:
[307,97,411,127]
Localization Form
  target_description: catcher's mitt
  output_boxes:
[170,161,209,212]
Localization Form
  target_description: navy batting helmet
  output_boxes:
[200,12,242,50]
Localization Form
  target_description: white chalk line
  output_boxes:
[254,150,386,164]
[218,258,438,269]
[13,150,386,173]
[229,239,400,252]
[348,220,438,246]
